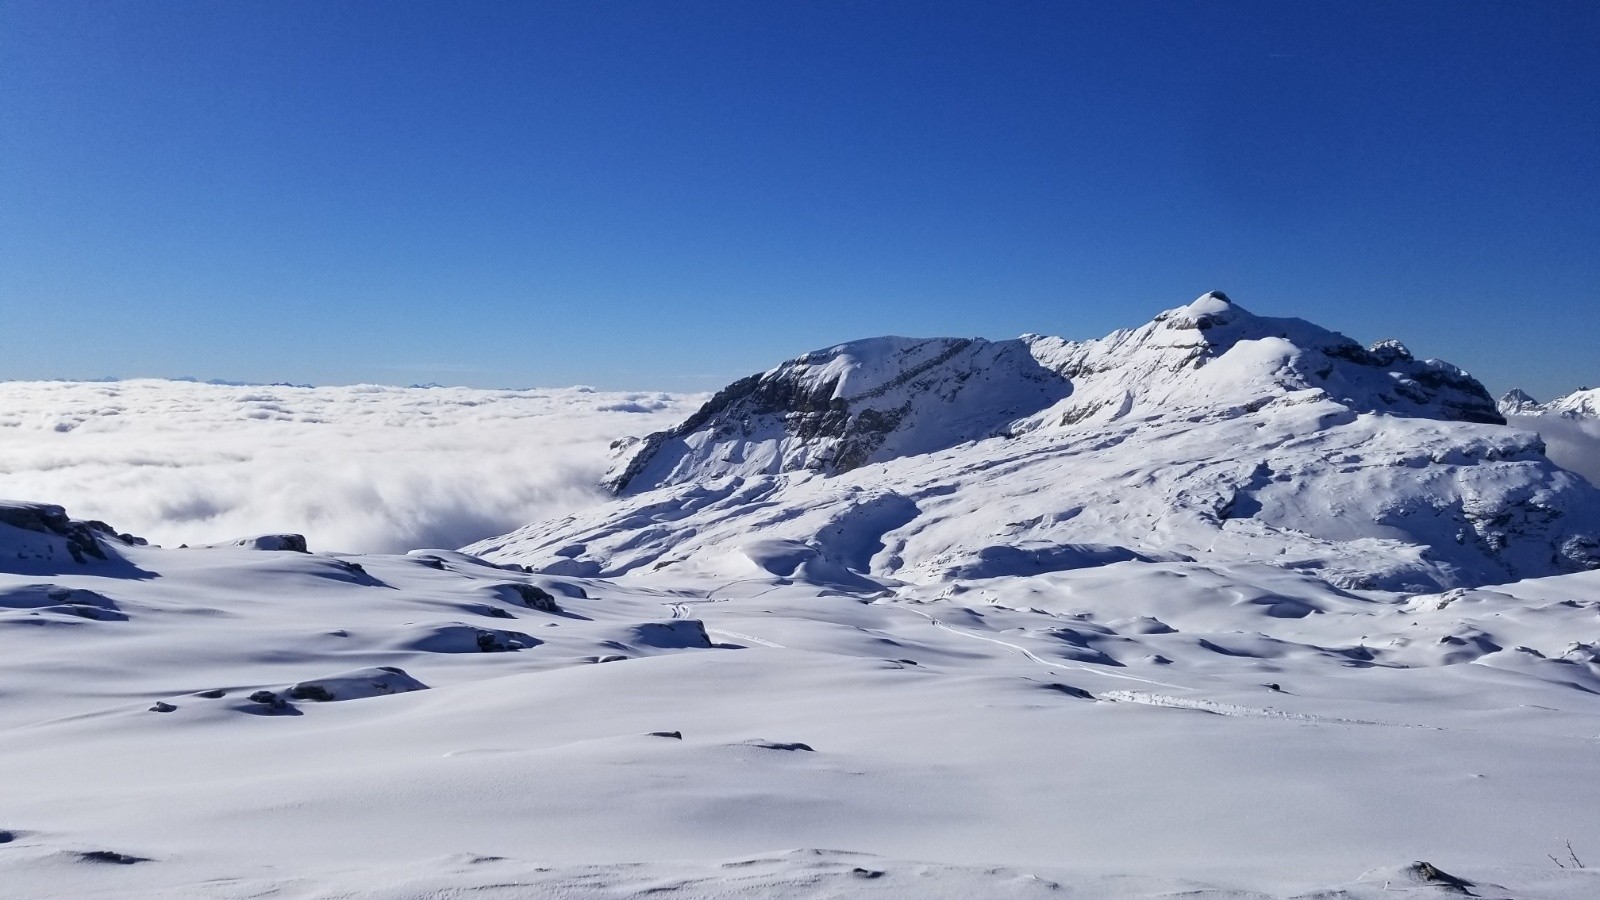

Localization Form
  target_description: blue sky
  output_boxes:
[2,1,1596,397]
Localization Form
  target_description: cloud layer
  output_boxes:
[1508,414,1600,487]
[0,380,700,553]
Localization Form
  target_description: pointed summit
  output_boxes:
[1498,388,1544,416]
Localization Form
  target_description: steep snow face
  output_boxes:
[1548,387,1600,418]
[603,336,1069,494]
[482,294,1597,591]
[1499,388,1545,416]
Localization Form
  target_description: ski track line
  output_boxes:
[665,599,786,647]
[1099,690,1428,729]
[707,628,785,649]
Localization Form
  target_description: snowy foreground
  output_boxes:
[3,295,1599,898]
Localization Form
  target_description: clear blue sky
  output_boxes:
[2,1,1596,398]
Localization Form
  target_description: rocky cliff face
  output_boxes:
[603,336,1070,494]
[0,500,145,567]
[608,292,1503,496]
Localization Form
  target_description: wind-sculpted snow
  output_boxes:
[3,502,1599,898]
[3,294,1598,897]
[487,294,1599,590]
[0,380,699,553]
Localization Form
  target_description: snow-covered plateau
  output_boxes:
[3,293,1598,898]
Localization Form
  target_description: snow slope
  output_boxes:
[4,294,1599,898]
[483,294,1600,591]
[2,501,1599,898]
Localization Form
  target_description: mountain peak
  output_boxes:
[1153,290,1248,330]
[1503,386,1600,419]
[605,293,1504,496]
[1498,388,1543,416]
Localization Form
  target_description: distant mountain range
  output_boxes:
[1499,386,1600,418]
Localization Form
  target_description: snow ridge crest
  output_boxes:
[607,293,1502,495]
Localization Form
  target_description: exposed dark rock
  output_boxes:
[196,689,226,699]
[474,629,530,652]
[284,667,428,703]
[604,337,1068,494]
[1041,683,1094,700]
[851,867,884,879]
[0,501,129,563]
[77,850,150,865]
[503,583,561,612]
[288,684,335,702]
[748,740,814,751]
[248,690,291,711]
[649,730,683,739]
[1408,861,1474,893]
[149,701,177,713]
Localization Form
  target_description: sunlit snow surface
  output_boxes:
[2,520,1598,898]
[3,311,1599,898]
[0,380,699,553]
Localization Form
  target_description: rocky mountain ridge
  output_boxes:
[479,294,1597,592]
[605,292,1502,496]
[1499,386,1600,419]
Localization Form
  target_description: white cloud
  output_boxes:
[0,380,701,553]
[1508,414,1600,487]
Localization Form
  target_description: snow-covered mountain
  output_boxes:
[1499,386,1600,419]
[6,294,1600,898]
[478,293,1598,591]
[606,292,1501,495]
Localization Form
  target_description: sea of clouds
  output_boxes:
[0,380,701,553]
[1508,413,1600,487]
[3,380,1594,557]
